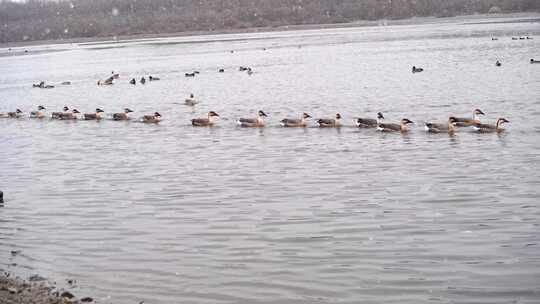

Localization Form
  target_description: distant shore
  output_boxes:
[1,12,539,49]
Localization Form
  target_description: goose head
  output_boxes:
[401,118,414,125]
[377,112,385,120]
[38,105,46,111]
[63,106,69,112]
[335,113,342,120]
[154,112,162,118]
[302,113,312,119]
[72,109,81,114]
[96,108,105,113]
[258,110,268,118]
[208,111,220,118]
[448,116,458,125]
[16,109,22,114]
[124,108,134,113]
[497,118,510,125]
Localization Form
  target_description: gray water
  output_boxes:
[1,16,540,304]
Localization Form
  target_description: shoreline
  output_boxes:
[1,12,539,49]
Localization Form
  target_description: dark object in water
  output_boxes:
[10,250,20,256]
[149,76,160,81]
[61,81,71,85]
[185,72,196,77]
[0,190,3,204]
[218,68,225,73]
[130,78,136,85]
[412,66,424,73]
[81,297,94,302]
[140,77,146,84]
[531,59,540,64]
[496,60,502,67]
[61,291,75,299]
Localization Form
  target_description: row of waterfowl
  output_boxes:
[1,107,509,132]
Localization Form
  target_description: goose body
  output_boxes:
[425,117,458,133]
[1,109,23,118]
[453,109,485,127]
[98,76,114,86]
[317,113,342,127]
[84,108,105,120]
[473,118,509,133]
[531,59,540,64]
[412,66,424,73]
[378,118,414,132]
[52,106,69,119]
[149,76,160,81]
[280,113,311,127]
[141,112,162,123]
[57,109,81,120]
[237,110,267,127]
[192,111,219,126]
[496,60,502,67]
[29,106,46,119]
[112,108,134,121]
[356,112,384,128]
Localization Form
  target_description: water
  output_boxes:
[1,16,540,304]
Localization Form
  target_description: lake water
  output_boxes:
[1,16,540,304]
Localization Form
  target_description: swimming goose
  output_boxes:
[98,76,114,86]
[52,106,69,119]
[377,118,414,132]
[185,94,199,106]
[30,106,46,119]
[412,66,424,73]
[149,76,160,81]
[192,111,219,126]
[531,59,540,64]
[58,109,81,120]
[453,109,485,127]
[280,113,311,127]
[236,110,267,127]
[473,118,509,133]
[0,109,23,118]
[317,113,342,127]
[185,72,196,77]
[141,112,162,123]
[356,112,384,128]
[218,68,225,73]
[84,108,105,120]
[129,78,136,85]
[496,60,502,66]
[140,77,146,84]
[512,37,518,40]
[425,117,458,133]
[111,71,120,79]
[112,108,134,121]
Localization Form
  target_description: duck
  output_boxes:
[239,66,249,72]
[140,77,146,84]
[377,118,414,132]
[129,78,136,85]
[531,59,540,64]
[192,111,219,126]
[473,118,509,133]
[218,68,225,73]
[141,112,162,123]
[526,36,533,40]
[496,60,502,67]
[412,66,424,73]
[61,81,71,85]
[453,109,485,127]
[317,113,342,127]
[57,109,81,120]
[425,117,459,133]
[111,71,120,79]
[149,76,160,81]
[185,72,196,77]
[0,109,23,118]
[356,112,384,128]
[491,37,498,41]
[84,108,105,120]
[98,76,114,86]
[236,110,267,127]
[247,68,253,75]
[29,105,46,119]
[112,108,134,121]
[280,113,311,127]
[52,106,69,119]
[185,94,199,106]
[512,37,518,40]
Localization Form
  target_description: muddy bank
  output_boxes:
[0,273,94,304]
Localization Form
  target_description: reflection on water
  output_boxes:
[1,17,540,304]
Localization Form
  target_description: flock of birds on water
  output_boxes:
[3,35,538,134]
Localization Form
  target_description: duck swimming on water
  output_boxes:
[84,108,105,120]
[378,118,414,132]
[453,109,485,127]
[57,109,81,120]
[149,76,160,81]
[473,118,509,133]
[531,59,540,64]
[412,66,424,73]
[30,106,46,119]
[425,117,458,133]
[52,106,69,119]
[496,60,502,66]
[185,94,199,106]
[112,108,134,121]
[356,112,384,128]
[192,111,219,126]
[141,112,162,123]
[317,113,342,127]
[280,113,311,127]
[0,109,23,118]
[236,110,267,127]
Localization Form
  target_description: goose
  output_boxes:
[519,37,525,40]
[141,112,162,123]
[527,36,533,40]
[317,113,342,127]
[32,81,45,88]
[84,108,105,120]
[192,111,219,126]
[218,68,225,73]
[29,105,46,119]
[453,109,485,127]
[236,110,267,127]
[531,59,540,64]
[98,76,114,86]
[111,71,120,79]
[0,109,23,118]
[473,118,509,133]
[129,78,136,85]
[57,109,81,120]
[496,60,502,67]
[377,118,414,132]
[61,81,71,85]
[356,112,384,128]
[491,37,498,41]
[52,106,69,119]
[280,113,311,127]
[412,66,424,73]
[239,66,249,72]
[185,94,199,106]
[425,117,459,133]
[512,37,518,40]
[185,72,196,77]
[112,108,134,121]
[149,76,160,81]
[140,77,146,84]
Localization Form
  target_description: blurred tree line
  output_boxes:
[1,0,539,43]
